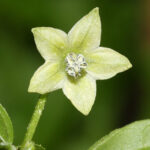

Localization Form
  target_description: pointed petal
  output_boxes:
[32,27,68,60]
[28,61,65,94]
[63,74,96,115]
[86,47,132,80]
[68,7,101,52]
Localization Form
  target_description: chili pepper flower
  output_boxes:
[28,7,132,115]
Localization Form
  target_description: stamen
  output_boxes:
[65,52,87,78]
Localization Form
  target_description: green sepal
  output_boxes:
[34,144,45,150]
[0,104,13,144]
[89,120,150,150]
[0,142,16,150]
[21,142,45,150]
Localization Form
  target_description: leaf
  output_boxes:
[138,148,150,150]
[89,120,150,150]
[0,104,13,144]
[142,125,150,148]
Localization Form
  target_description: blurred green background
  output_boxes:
[0,0,150,150]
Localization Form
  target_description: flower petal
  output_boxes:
[62,74,96,115]
[86,47,132,80]
[32,27,68,60]
[28,61,65,94]
[68,7,101,52]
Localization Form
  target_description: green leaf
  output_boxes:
[89,120,150,150]
[138,147,150,150]
[0,104,13,144]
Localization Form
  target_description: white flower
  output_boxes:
[28,8,132,115]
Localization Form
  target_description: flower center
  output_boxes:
[65,52,87,78]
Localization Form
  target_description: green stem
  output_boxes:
[21,94,47,148]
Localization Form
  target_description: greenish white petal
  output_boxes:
[63,74,96,115]
[28,61,65,94]
[32,27,68,60]
[68,7,101,52]
[86,47,132,80]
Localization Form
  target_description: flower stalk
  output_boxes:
[21,94,47,148]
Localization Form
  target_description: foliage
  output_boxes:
[89,120,150,150]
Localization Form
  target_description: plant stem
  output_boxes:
[21,94,47,148]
